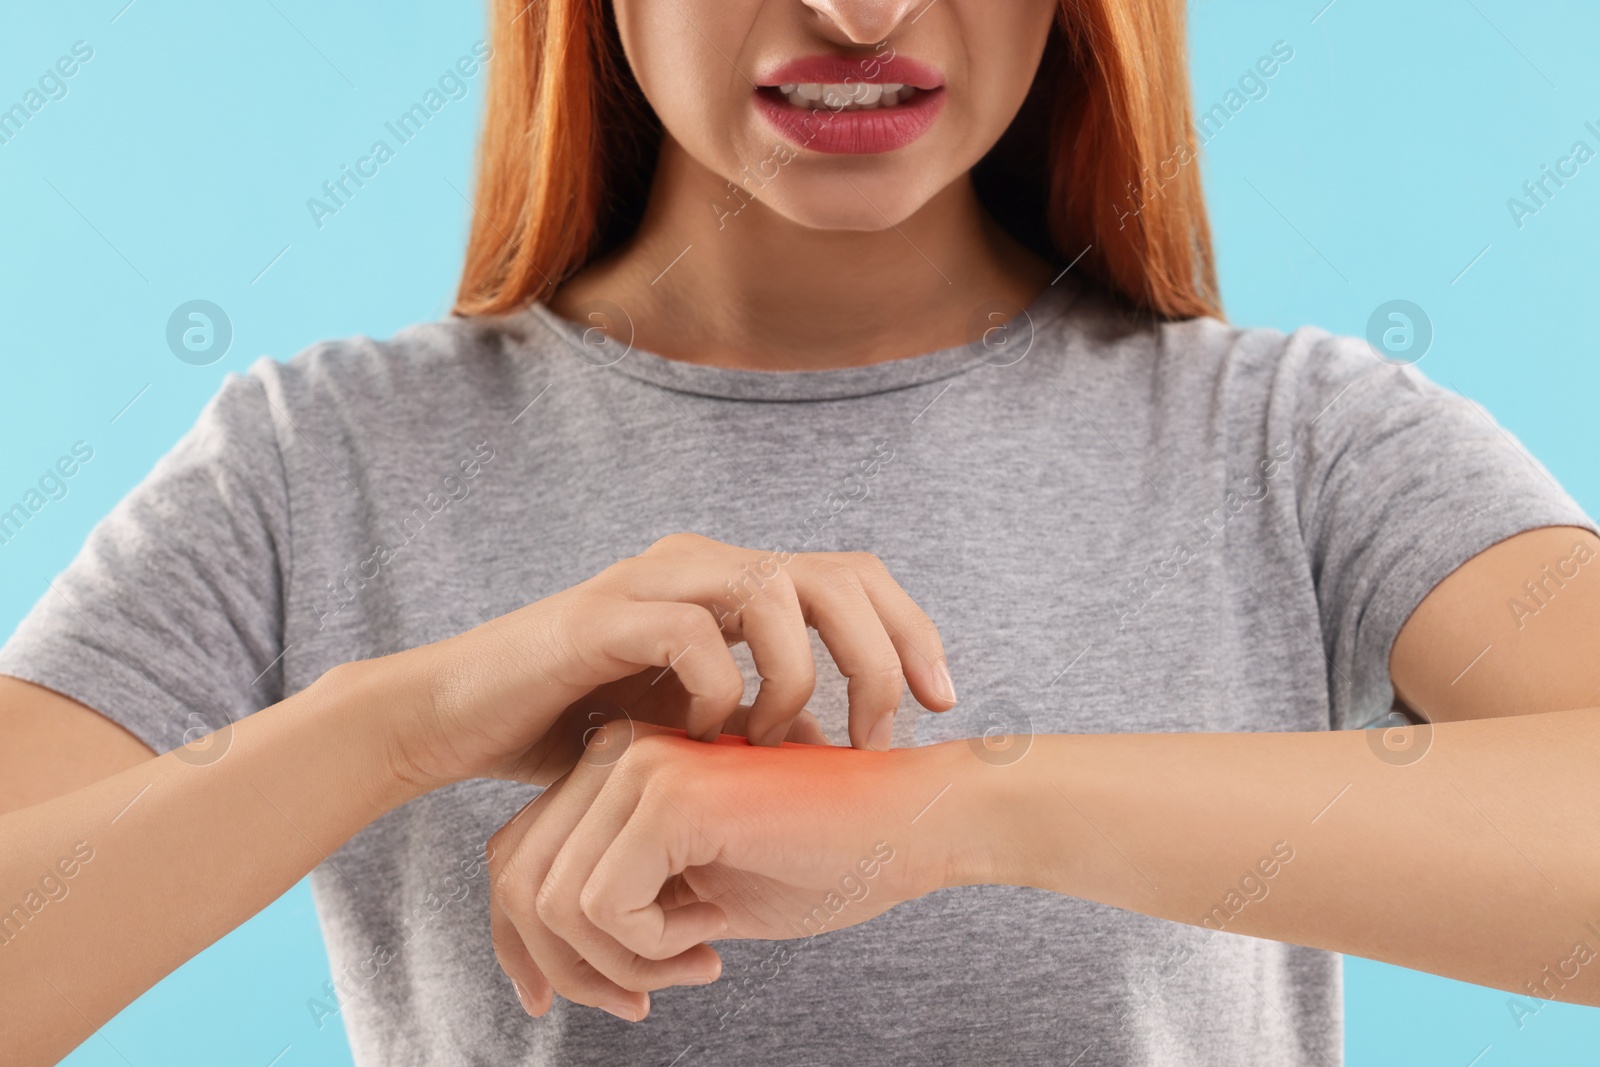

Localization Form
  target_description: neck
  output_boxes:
[549,137,1054,371]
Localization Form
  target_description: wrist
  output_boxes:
[893,739,1036,896]
[310,652,451,809]
[902,735,1075,895]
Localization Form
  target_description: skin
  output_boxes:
[551,0,1060,370]
[0,540,956,1064]
[510,0,1600,1022]
[0,0,1596,1061]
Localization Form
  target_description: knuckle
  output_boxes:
[578,882,615,927]
[861,658,906,691]
[612,961,658,993]
[710,672,747,709]
[644,533,681,554]
[609,748,651,790]
[646,531,712,556]
[597,554,641,585]
[586,717,629,752]
[496,874,539,925]
[842,550,887,573]
[669,601,714,636]
[761,564,798,600]
[533,879,570,928]
[620,733,683,781]
[815,560,867,598]
[629,731,676,761]
[493,853,531,900]
[781,656,819,693]
[745,566,800,617]
[758,658,817,703]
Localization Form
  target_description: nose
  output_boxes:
[798,0,926,45]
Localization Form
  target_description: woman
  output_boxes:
[2,0,1597,1064]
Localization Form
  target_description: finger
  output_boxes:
[503,727,712,1014]
[784,708,831,746]
[639,548,943,738]
[539,772,722,988]
[576,600,746,743]
[583,791,730,961]
[787,557,906,751]
[496,748,648,1018]
[730,569,818,747]
[822,551,957,714]
[704,704,827,744]
[492,893,553,1015]
[507,892,649,1018]
[605,558,816,745]
[488,787,562,1014]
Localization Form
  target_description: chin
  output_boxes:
[760,171,947,233]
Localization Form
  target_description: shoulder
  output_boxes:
[1044,281,1285,376]
[240,306,557,416]
[1060,283,1409,407]
[1152,309,1360,389]
[191,307,569,494]
[1030,285,1465,471]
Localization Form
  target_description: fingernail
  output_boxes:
[867,711,895,751]
[684,970,720,986]
[758,721,789,747]
[932,660,957,705]
[512,980,535,1016]
[602,998,644,1021]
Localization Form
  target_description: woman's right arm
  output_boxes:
[0,659,434,1066]
[0,534,956,1065]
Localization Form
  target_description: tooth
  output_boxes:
[880,89,898,106]
[780,82,796,94]
[797,83,822,101]
[786,90,808,107]
[881,82,904,93]
[856,83,883,106]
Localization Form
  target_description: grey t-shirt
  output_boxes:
[4,277,1593,1066]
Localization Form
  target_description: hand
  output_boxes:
[375,533,958,788]
[487,723,963,1020]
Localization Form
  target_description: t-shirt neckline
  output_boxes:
[524,277,1084,402]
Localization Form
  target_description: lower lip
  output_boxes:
[752,87,945,155]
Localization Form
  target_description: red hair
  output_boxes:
[454,0,1222,321]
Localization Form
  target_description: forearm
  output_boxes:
[926,708,1600,1006]
[0,660,431,1066]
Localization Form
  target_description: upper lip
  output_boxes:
[757,54,944,90]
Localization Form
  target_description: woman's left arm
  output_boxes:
[1389,524,1600,722]
[497,525,1600,1017]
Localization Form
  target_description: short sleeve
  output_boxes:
[1279,332,1598,732]
[0,364,292,755]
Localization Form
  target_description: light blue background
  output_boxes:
[2,1,1594,1063]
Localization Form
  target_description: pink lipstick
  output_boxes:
[752,54,946,155]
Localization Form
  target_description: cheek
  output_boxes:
[861,0,1054,214]
[956,0,1057,138]
[614,0,759,163]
